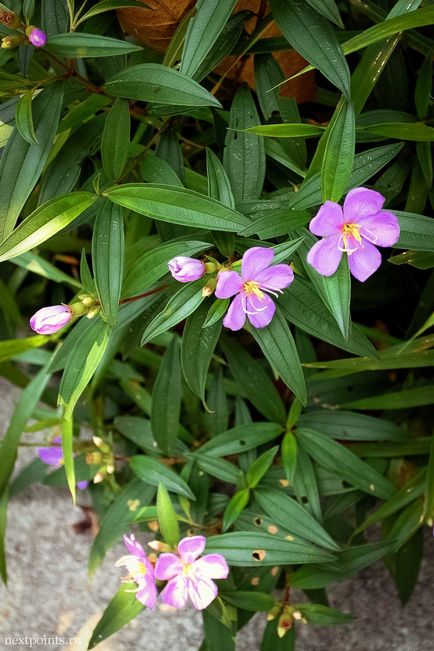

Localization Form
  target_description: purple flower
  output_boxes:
[215,247,294,331]
[37,436,63,467]
[168,256,205,283]
[154,535,229,610]
[30,304,72,334]
[116,535,157,608]
[307,187,400,282]
[76,480,89,491]
[26,27,47,48]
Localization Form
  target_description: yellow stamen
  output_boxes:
[341,223,362,252]
[243,281,265,300]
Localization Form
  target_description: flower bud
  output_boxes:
[30,305,72,335]
[1,35,24,48]
[0,10,21,29]
[26,26,47,47]
[168,256,205,283]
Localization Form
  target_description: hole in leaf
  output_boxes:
[253,516,263,526]
[252,549,266,562]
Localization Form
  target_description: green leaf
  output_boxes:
[106,184,249,232]
[88,583,144,649]
[15,92,37,145]
[202,610,236,651]
[199,423,283,457]
[151,337,181,455]
[0,83,64,240]
[61,415,76,503]
[190,454,242,485]
[157,483,180,548]
[224,87,266,203]
[130,456,196,499]
[203,299,230,328]
[104,64,222,107]
[321,100,355,203]
[141,281,206,345]
[393,527,424,606]
[123,240,210,297]
[254,488,340,551]
[305,0,344,28]
[298,233,351,339]
[101,98,130,181]
[344,385,434,410]
[0,364,52,495]
[181,301,222,403]
[221,337,286,425]
[0,335,51,363]
[249,309,307,406]
[92,201,124,325]
[296,603,353,625]
[75,0,150,26]
[279,276,376,358]
[206,148,235,256]
[46,33,143,57]
[298,410,405,441]
[271,0,350,97]
[297,428,395,499]
[0,192,96,263]
[223,488,250,531]
[89,478,155,573]
[246,447,279,489]
[281,431,298,484]
[179,0,237,79]
[206,532,336,566]
[246,124,324,138]
[362,121,434,141]
[222,591,275,612]
[58,319,111,420]
[394,211,434,252]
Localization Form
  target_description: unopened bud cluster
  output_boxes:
[0,10,46,49]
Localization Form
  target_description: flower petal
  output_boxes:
[187,577,218,610]
[256,264,294,292]
[160,575,188,609]
[37,446,63,467]
[241,247,274,280]
[359,211,400,248]
[306,235,342,277]
[223,294,246,331]
[178,536,206,563]
[122,534,146,561]
[136,575,158,608]
[309,201,343,236]
[348,241,382,282]
[215,270,243,299]
[343,187,385,221]
[154,553,183,580]
[246,294,275,329]
[193,554,229,580]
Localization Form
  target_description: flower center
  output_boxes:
[339,223,362,254]
[243,281,265,300]
[182,563,195,577]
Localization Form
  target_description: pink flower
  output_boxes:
[154,535,229,610]
[27,27,47,47]
[30,304,72,334]
[115,535,157,608]
[168,256,205,282]
[307,187,400,282]
[215,247,294,331]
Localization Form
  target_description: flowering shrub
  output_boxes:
[0,0,433,649]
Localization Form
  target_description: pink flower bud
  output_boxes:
[30,305,72,334]
[168,256,205,283]
[26,26,47,47]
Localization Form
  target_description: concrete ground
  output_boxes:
[0,378,433,651]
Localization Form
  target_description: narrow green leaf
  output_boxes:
[106,184,249,232]
[180,0,237,79]
[281,431,298,484]
[223,488,250,531]
[246,124,324,138]
[224,87,265,203]
[246,447,278,489]
[0,192,96,263]
[200,423,283,457]
[206,148,235,256]
[102,98,130,181]
[151,337,181,455]
[75,0,150,26]
[0,83,64,240]
[157,483,180,548]
[321,100,355,203]
[130,456,195,499]
[250,309,307,406]
[92,201,124,325]
[15,92,37,145]
[88,583,144,649]
[394,211,434,252]
[203,299,230,328]
[181,301,222,402]
[222,591,275,612]
[46,33,143,57]
[297,428,395,499]
[271,0,350,97]
[104,63,222,107]
[61,415,76,504]
[298,410,405,441]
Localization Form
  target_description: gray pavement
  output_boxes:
[0,377,433,650]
